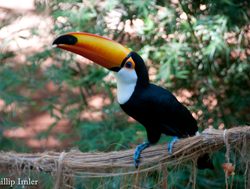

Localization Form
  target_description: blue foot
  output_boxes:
[167,136,179,154]
[134,142,150,168]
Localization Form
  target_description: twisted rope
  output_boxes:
[0,126,249,178]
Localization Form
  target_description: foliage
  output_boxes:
[0,0,249,188]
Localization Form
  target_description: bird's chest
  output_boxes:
[120,93,156,125]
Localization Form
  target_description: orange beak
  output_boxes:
[52,32,131,71]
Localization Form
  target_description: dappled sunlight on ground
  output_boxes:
[0,0,53,67]
[0,1,74,151]
[80,94,111,121]
[0,0,35,11]
[87,94,111,109]
[3,112,72,150]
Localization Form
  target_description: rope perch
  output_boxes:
[0,126,249,177]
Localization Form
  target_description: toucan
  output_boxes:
[52,32,213,169]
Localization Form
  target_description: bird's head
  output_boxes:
[52,32,149,86]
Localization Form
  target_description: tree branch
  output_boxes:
[0,126,249,177]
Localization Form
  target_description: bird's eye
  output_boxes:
[125,61,133,69]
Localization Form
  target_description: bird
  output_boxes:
[52,32,213,169]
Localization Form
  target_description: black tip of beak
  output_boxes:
[52,34,78,45]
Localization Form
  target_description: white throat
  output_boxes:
[114,68,137,104]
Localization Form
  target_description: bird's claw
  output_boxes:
[134,158,140,169]
[133,142,150,168]
[167,136,179,154]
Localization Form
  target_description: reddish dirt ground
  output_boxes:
[0,1,84,151]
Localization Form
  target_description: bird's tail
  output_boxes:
[197,153,214,169]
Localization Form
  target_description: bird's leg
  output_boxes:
[167,136,179,154]
[134,141,150,168]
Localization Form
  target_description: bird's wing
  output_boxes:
[145,84,198,137]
